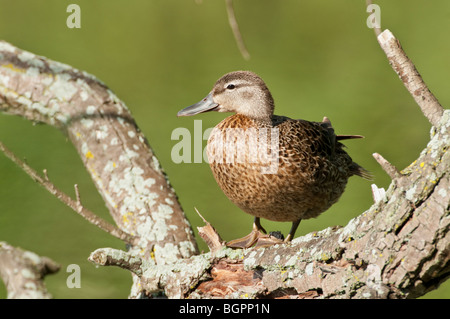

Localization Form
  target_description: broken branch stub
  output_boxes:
[377,29,444,128]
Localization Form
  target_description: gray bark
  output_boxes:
[0,40,198,298]
[0,241,59,299]
[0,34,448,298]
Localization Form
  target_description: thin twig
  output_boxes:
[74,184,81,204]
[225,0,250,60]
[373,152,400,180]
[43,169,49,181]
[366,0,381,37]
[0,141,138,245]
[74,184,82,212]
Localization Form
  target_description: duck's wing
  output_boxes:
[275,115,372,180]
[275,116,336,161]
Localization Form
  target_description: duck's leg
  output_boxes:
[226,217,267,249]
[284,219,301,242]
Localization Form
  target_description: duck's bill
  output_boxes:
[177,93,220,117]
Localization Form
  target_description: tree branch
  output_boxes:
[1,32,448,298]
[366,0,381,37]
[225,0,250,60]
[0,40,199,297]
[376,29,444,127]
[0,241,60,299]
[92,136,449,298]
[372,152,400,180]
[89,247,215,298]
[0,141,137,245]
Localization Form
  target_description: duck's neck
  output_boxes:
[246,94,275,125]
[235,113,273,128]
[253,115,273,126]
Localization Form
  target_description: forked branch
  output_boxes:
[0,141,137,245]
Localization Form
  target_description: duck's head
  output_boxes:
[178,71,275,122]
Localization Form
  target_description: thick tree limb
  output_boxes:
[91,124,449,298]
[0,41,199,297]
[0,241,60,299]
[90,107,449,298]
[89,247,215,298]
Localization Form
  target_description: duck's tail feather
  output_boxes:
[321,116,372,180]
[321,117,365,141]
[337,135,364,140]
[350,162,373,180]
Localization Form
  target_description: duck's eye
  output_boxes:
[226,84,236,90]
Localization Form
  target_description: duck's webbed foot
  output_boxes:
[226,217,287,248]
[226,230,265,248]
[226,218,301,249]
[226,217,267,249]
[253,231,284,248]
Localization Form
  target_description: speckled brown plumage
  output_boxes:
[178,71,370,247]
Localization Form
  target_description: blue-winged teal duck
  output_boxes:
[178,71,371,248]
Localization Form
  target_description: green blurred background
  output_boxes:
[0,0,448,298]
